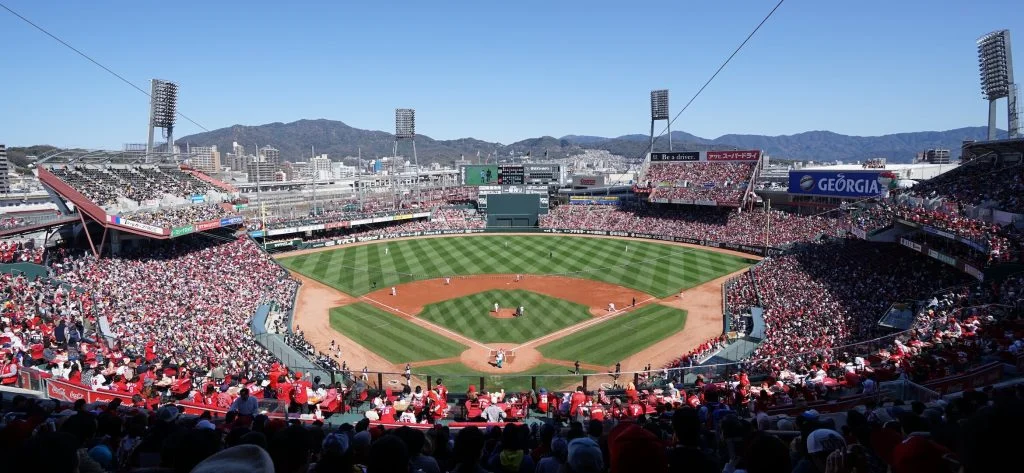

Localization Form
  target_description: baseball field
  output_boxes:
[282,234,755,392]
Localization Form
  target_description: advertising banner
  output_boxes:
[220,216,244,226]
[171,225,196,238]
[650,151,701,162]
[900,238,922,252]
[249,230,265,238]
[850,227,867,239]
[190,195,206,203]
[788,170,894,198]
[694,199,717,206]
[110,216,166,235]
[928,249,957,267]
[197,220,221,232]
[394,214,414,220]
[707,150,760,162]
[963,264,984,281]
[325,221,351,230]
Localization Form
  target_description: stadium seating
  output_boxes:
[540,205,846,247]
[641,162,755,204]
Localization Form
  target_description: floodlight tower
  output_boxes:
[147,79,179,157]
[393,108,419,205]
[650,89,672,152]
[977,30,1019,139]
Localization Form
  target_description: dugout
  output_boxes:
[486,193,541,228]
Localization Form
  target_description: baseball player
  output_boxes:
[404,364,412,384]
[608,302,616,312]
[391,286,397,296]
[494,302,500,313]
[385,247,389,255]
[445,277,451,285]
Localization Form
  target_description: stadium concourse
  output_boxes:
[2,174,1024,472]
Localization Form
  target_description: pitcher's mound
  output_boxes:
[491,309,519,319]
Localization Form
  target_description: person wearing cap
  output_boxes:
[793,428,846,473]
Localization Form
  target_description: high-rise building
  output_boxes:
[258,146,280,171]
[924,149,951,164]
[188,145,221,173]
[226,142,248,171]
[0,145,9,193]
[311,155,332,180]
[246,159,277,183]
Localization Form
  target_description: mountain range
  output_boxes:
[174,119,995,165]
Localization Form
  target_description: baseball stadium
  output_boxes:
[3,6,1024,473]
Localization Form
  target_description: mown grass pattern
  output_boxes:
[415,363,594,393]
[417,289,592,343]
[537,304,688,366]
[281,235,753,297]
[328,303,467,363]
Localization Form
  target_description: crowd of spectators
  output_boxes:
[49,166,219,209]
[0,238,44,264]
[726,272,759,334]
[745,240,973,374]
[540,205,847,247]
[3,365,1022,473]
[284,330,342,372]
[0,216,27,230]
[639,162,755,204]
[119,204,236,229]
[43,237,299,390]
[909,157,1024,212]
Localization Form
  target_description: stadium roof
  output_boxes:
[964,137,1024,157]
[35,149,196,166]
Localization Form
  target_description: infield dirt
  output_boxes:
[286,234,757,380]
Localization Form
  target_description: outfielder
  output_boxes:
[385,247,389,255]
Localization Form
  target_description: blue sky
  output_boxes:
[0,0,1021,148]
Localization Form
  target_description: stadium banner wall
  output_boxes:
[249,230,265,238]
[706,150,761,162]
[460,165,500,186]
[108,216,166,236]
[650,151,701,162]
[196,219,222,232]
[569,196,619,205]
[572,175,606,187]
[190,195,206,203]
[850,227,868,239]
[220,216,244,226]
[900,237,984,281]
[921,225,989,253]
[787,170,894,198]
[171,225,196,238]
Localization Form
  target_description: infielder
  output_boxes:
[608,302,616,312]
[494,302,500,313]
[391,286,397,296]
[445,277,451,285]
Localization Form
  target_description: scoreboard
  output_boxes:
[461,164,561,186]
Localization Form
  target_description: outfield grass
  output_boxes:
[417,289,591,343]
[415,363,594,393]
[281,235,753,297]
[328,303,466,363]
[537,304,687,366]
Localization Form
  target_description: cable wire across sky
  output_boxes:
[638,0,787,161]
[0,1,210,133]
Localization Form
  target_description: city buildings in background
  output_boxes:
[0,144,9,193]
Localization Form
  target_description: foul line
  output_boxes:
[361,296,493,351]
[512,296,659,351]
